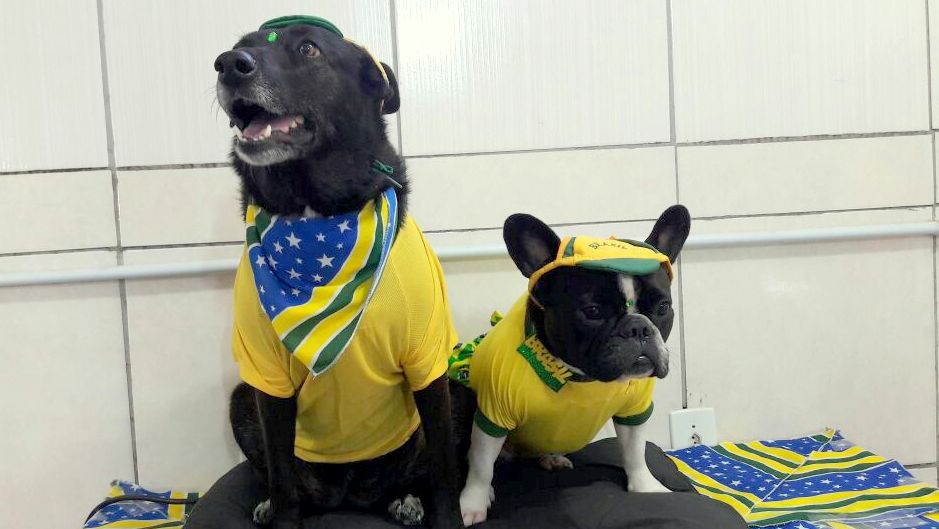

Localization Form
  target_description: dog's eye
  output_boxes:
[655,302,671,317]
[299,41,320,58]
[582,306,603,320]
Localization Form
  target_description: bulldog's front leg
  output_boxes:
[460,423,505,526]
[615,421,670,493]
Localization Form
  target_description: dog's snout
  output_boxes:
[215,50,257,84]
[621,317,653,340]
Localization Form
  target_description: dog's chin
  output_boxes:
[234,139,307,167]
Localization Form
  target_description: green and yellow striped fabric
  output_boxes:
[668,429,939,528]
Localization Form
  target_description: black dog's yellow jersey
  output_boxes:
[232,217,456,463]
[465,295,655,456]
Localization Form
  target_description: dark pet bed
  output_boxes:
[185,439,745,529]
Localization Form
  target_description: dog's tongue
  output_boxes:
[243,115,299,139]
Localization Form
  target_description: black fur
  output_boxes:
[503,206,691,382]
[216,23,458,529]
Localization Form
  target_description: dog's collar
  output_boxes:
[522,311,592,387]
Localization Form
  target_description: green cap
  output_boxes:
[259,15,343,38]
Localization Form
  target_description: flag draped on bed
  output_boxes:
[668,429,939,529]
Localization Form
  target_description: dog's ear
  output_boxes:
[645,205,691,263]
[358,57,400,114]
[503,214,561,278]
[379,62,399,114]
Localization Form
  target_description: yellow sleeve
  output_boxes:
[400,235,459,391]
[612,378,656,426]
[473,376,517,437]
[232,253,298,398]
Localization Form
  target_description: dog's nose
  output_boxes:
[214,50,257,84]
[622,317,653,340]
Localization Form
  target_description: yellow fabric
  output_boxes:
[232,217,457,463]
[528,236,672,296]
[467,295,655,456]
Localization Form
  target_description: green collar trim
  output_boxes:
[259,15,343,37]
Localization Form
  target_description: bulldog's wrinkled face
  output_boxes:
[532,266,674,382]
[503,206,691,383]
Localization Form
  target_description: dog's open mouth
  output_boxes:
[229,99,306,143]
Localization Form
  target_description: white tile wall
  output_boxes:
[118,168,243,246]
[910,466,939,487]
[124,246,243,490]
[410,146,676,231]
[672,0,930,142]
[2,2,938,525]
[0,0,109,171]
[678,135,934,217]
[931,0,939,129]
[101,0,395,167]
[0,251,133,528]
[683,224,936,464]
[395,0,671,155]
[0,170,116,254]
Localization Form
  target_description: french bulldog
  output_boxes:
[456,205,691,525]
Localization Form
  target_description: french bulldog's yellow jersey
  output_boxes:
[467,295,655,457]
[232,217,457,463]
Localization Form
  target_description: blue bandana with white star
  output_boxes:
[245,188,398,376]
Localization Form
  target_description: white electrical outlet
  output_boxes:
[669,408,717,449]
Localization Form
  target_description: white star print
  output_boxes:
[269,305,275,311]
[288,268,302,280]
[709,464,718,469]
[337,243,344,250]
[260,286,266,294]
[296,258,304,264]
[758,487,766,492]
[337,220,351,233]
[833,485,842,489]
[313,274,323,282]
[856,476,867,481]
[821,479,832,484]
[286,232,301,248]
[291,288,300,296]
[317,254,334,268]
[889,468,901,474]
[701,455,710,460]
[315,232,326,242]
[731,480,742,486]
[285,220,292,226]
[267,256,278,269]
[255,255,266,267]
[273,241,284,253]
[280,290,285,295]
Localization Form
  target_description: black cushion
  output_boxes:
[185,439,746,529]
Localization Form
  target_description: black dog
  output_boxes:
[215,19,460,529]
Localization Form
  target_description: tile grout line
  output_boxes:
[388,0,405,156]
[95,0,139,484]
[928,0,938,483]
[2,130,936,176]
[664,0,689,410]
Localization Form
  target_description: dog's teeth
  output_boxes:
[296,116,305,125]
[262,124,272,139]
[232,126,243,140]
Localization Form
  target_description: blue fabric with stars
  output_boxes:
[668,430,939,529]
[84,480,198,528]
[248,193,385,320]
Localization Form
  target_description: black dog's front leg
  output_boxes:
[256,390,302,529]
[413,375,463,529]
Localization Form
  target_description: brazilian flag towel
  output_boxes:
[246,188,398,376]
[668,429,939,528]
[83,480,199,528]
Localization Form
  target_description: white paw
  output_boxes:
[253,498,273,524]
[460,484,493,526]
[388,494,424,526]
[539,453,574,471]
[627,471,671,493]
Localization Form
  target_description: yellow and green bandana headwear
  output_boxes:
[528,236,673,300]
[258,15,390,86]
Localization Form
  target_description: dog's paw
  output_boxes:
[388,494,425,526]
[253,498,274,524]
[460,484,493,526]
[538,453,574,471]
[627,471,671,493]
